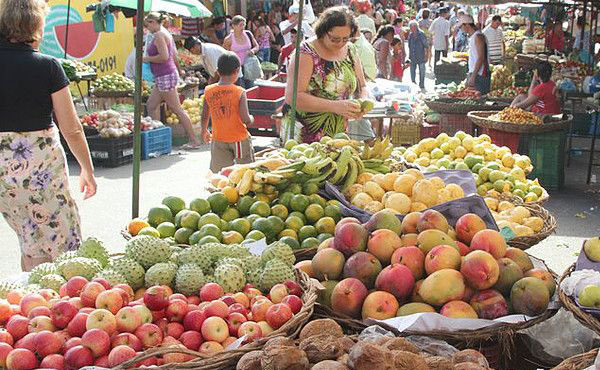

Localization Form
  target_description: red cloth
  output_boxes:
[279,43,296,65]
[392,58,404,80]
[531,81,560,114]
[546,29,565,51]
[350,0,372,13]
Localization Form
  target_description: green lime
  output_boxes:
[138,226,161,238]
[198,235,220,245]
[471,163,483,174]
[246,230,266,241]
[317,233,333,242]
[237,195,256,216]
[279,236,301,250]
[309,194,327,208]
[327,200,341,207]
[513,188,525,199]
[290,194,310,212]
[161,196,186,215]
[529,185,544,197]
[271,204,289,220]
[324,205,342,223]
[249,201,271,217]
[298,225,318,241]
[222,231,244,244]
[147,205,173,227]
[278,229,298,239]
[285,215,305,233]
[188,230,203,245]
[207,192,229,214]
[198,213,221,229]
[289,211,307,224]
[278,192,294,209]
[315,216,336,234]
[301,237,320,250]
[230,218,251,236]
[284,139,298,151]
[246,214,260,225]
[199,224,222,242]
[287,183,302,194]
[220,219,230,231]
[189,198,211,215]
[174,227,194,244]
[221,207,240,222]
[305,204,325,224]
[267,216,285,235]
[252,218,276,241]
[156,222,176,238]
[303,182,320,195]
[179,210,201,230]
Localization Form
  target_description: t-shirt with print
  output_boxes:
[531,80,560,114]
[203,84,249,143]
[0,39,69,132]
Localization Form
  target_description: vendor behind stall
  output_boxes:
[511,61,560,114]
[184,36,239,84]
[459,14,491,94]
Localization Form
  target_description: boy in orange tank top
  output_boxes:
[201,52,255,172]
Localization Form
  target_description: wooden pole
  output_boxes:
[289,0,305,141]
[132,0,145,218]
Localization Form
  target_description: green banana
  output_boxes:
[272,168,297,179]
[277,161,306,171]
[363,159,384,168]
[355,156,365,174]
[302,157,333,176]
[329,147,353,185]
[363,168,380,174]
[341,158,359,192]
[362,143,372,160]
[370,165,391,174]
[307,162,337,185]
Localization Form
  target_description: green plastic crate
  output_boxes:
[526,130,566,190]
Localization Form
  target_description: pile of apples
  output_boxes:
[0,276,304,369]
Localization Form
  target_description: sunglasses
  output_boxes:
[327,32,351,44]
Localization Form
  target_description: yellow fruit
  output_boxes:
[429,176,445,190]
[255,194,270,203]
[412,179,438,207]
[222,186,239,204]
[415,157,430,167]
[514,225,534,236]
[454,146,467,159]
[445,183,465,200]
[523,217,544,232]
[462,137,474,151]
[128,218,151,236]
[404,150,417,162]
[410,202,427,212]
[381,173,400,192]
[352,192,373,209]
[502,153,515,168]
[404,169,425,180]
[484,197,499,211]
[393,174,417,196]
[345,184,364,200]
[372,174,386,189]
[497,201,515,212]
[512,206,531,220]
[364,201,384,213]
[384,193,412,214]
[437,188,452,204]
[356,172,374,185]
[364,181,385,201]
[473,144,486,155]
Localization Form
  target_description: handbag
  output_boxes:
[243,55,264,81]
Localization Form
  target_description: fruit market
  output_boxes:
[2,0,600,369]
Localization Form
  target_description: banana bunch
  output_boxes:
[362,159,391,174]
[326,146,364,192]
[361,136,393,161]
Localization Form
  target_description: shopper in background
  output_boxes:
[202,52,255,173]
[511,61,560,114]
[453,9,469,52]
[545,19,565,54]
[362,28,374,43]
[574,16,592,64]
[408,20,428,89]
[0,0,97,270]
[393,18,405,37]
[280,4,315,46]
[482,15,504,64]
[458,14,491,94]
[271,24,285,64]
[353,28,378,81]
[356,5,376,35]
[144,13,200,147]
[223,15,260,89]
[418,9,433,67]
[184,36,235,84]
[373,25,395,79]
[391,35,406,81]
[279,28,298,72]
[256,17,275,62]
[429,7,450,65]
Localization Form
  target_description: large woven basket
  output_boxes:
[425,98,508,115]
[552,348,598,370]
[468,111,572,134]
[559,263,600,336]
[112,269,317,370]
[503,197,558,250]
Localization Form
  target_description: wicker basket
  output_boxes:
[559,263,600,336]
[468,111,572,134]
[553,348,599,370]
[391,119,421,146]
[426,98,508,115]
[112,269,317,370]
[503,197,558,250]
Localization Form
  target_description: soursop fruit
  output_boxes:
[145,262,178,288]
[177,246,212,270]
[58,257,103,280]
[175,264,205,295]
[77,237,109,267]
[125,236,172,269]
[28,263,58,284]
[216,257,243,268]
[246,268,262,287]
[107,257,145,290]
[200,243,227,262]
[214,264,245,293]
[0,281,22,299]
[259,258,294,292]
[54,251,79,265]
[226,245,251,259]
[94,269,128,286]
[204,275,216,284]
[261,242,295,266]
[24,284,42,294]
[39,274,66,292]
[241,255,262,274]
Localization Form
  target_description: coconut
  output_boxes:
[261,345,309,370]
[310,360,350,370]
[300,334,343,363]
[378,337,419,354]
[263,336,295,351]
[453,363,489,370]
[392,350,429,370]
[425,356,454,370]
[452,349,489,368]
[347,342,395,370]
[337,336,356,353]
[236,350,263,370]
[299,319,343,341]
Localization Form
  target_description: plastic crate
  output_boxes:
[246,85,285,114]
[526,130,566,190]
[87,134,134,167]
[479,127,520,153]
[141,126,172,159]
[391,120,420,146]
[440,113,473,136]
[420,123,440,138]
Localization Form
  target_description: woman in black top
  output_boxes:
[0,0,96,270]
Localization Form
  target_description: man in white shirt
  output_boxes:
[429,7,451,65]
[279,4,315,45]
[184,37,240,83]
[356,7,377,35]
[482,15,504,64]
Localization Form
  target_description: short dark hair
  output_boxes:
[492,15,502,22]
[537,61,553,82]
[213,16,225,25]
[217,51,241,76]
[393,18,403,25]
[391,35,403,46]
[290,28,298,35]
[314,6,358,40]
[422,9,430,19]
[184,36,200,50]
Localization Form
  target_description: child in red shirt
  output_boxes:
[511,61,560,115]
[391,36,406,81]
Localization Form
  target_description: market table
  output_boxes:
[364,106,415,139]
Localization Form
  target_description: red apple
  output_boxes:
[169,294,187,303]
[199,283,224,302]
[67,297,83,310]
[132,305,153,325]
[166,322,184,339]
[111,333,142,351]
[59,284,68,298]
[80,282,106,308]
[81,328,110,358]
[63,337,82,352]
[205,300,228,318]
[28,316,55,333]
[155,318,168,335]
[108,345,137,367]
[200,317,228,343]
[91,278,111,290]
[40,353,65,369]
[113,284,134,301]
[244,288,262,303]
[228,303,248,316]
[6,348,38,370]
[33,330,63,357]
[220,295,236,307]
[151,309,166,322]
[166,299,188,322]
[54,330,70,345]
[180,331,203,351]
[237,321,263,342]
[265,303,293,330]
[14,333,36,351]
[183,309,206,332]
[26,305,50,319]
[20,293,48,317]
[257,321,274,337]
[6,315,29,341]
[115,306,143,333]
[269,284,288,304]
[38,289,59,302]
[50,301,78,330]
[95,289,123,315]
[0,342,11,368]
[134,323,163,349]
[66,313,88,338]
[135,354,158,367]
[188,304,200,312]
[199,341,224,355]
[64,345,94,369]
[284,280,302,297]
[94,354,109,367]
[250,299,273,322]
[281,295,303,314]
[114,288,130,307]
[0,330,13,346]
[65,277,88,298]
[187,296,200,305]
[226,312,247,336]
[86,309,117,335]
[143,286,169,311]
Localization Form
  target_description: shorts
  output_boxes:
[0,127,82,260]
[210,137,255,173]
[154,72,179,92]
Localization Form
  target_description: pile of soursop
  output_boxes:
[2,235,297,298]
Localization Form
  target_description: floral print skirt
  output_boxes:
[0,127,81,260]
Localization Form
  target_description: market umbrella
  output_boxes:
[111,0,212,217]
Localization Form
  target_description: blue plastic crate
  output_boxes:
[141,126,172,160]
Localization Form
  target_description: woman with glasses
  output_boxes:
[284,6,368,143]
